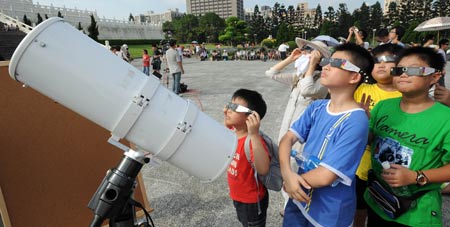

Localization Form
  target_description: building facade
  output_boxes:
[186,0,244,20]
[384,0,403,14]
[0,0,163,40]
[135,8,184,24]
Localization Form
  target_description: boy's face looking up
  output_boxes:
[319,51,361,88]
[223,97,252,128]
[393,56,441,95]
[372,52,397,85]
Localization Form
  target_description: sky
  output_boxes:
[34,0,381,21]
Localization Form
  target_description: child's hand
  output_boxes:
[381,163,416,187]
[283,172,312,203]
[359,93,372,118]
[246,111,261,136]
[434,83,450,107]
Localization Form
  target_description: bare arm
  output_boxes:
[301,166,338,188]
[247,111,270,175]
[346,27,354,43]
[383,163,450,187]
[279,131,312,202]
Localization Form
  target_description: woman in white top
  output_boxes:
[265,38,330,216]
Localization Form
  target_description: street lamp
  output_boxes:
[304,31,307,40]
[372,28,377,46]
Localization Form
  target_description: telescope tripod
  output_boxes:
[88,149,154,227]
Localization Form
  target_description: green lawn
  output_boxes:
[128,44,154,59]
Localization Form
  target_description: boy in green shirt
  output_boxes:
[365,46,450,226]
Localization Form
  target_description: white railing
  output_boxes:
[0,12,33,33]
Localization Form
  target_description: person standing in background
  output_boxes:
[166,40,184,95]
[278,42,290,60]
[437,38,448,87]
[388,26,406,47]
[142,49,150,76]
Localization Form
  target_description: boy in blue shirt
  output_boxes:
[279,43,374,227]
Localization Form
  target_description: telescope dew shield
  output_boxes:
[9,17,237,182]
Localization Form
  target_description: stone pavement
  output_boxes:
[131,57,450,227]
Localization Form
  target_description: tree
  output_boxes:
[336,3,353,38]
[249,5,269,44]
[312,4,323,37]
[57,11,63,18]
[77,22,83,31]
[369,2,383,31]
[88,14,99,42]
[324,6,336,22]
[198,12,225,43]
[384,1,399,26]
[354,3,370,31]
[174,14,199,43]
[322,7,338,37]
[22,15,32,26]
[270,3,281,37]
[129,13,134,22]
[276,22,290,44]
[286,5,296,26]
[37,13,43,25]
[219,17,248,47]
[432,0,450,17]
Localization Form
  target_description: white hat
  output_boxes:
[295,37,331,58]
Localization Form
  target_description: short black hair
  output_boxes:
[359,29,368,40]
[169,39,177,47]
[232,89,267,120]
[372,43,404,57]
[393,26,405,40]
[377,28,389,38]
[334,43,374,78]
[396,46,445,71]
[439,38,449,46]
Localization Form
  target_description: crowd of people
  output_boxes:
[224,26,450,227]
[0,22,20,32]
[108,29,450,226]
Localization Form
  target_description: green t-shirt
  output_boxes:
[364,97,450,227]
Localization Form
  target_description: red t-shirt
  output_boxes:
[227,135,269,203]
[142,54,150,67]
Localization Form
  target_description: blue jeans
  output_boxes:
[143,66,149,76]
[172,72,181,94]
[283,199,314,227]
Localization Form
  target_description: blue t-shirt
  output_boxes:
[289,100,369,227]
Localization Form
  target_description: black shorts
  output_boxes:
[356,175,368,209]
[233,190,269,227]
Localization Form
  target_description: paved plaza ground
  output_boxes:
[131,57,450,227]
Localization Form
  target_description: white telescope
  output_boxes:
[8,17,237,182]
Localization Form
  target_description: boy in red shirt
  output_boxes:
[224,88,270,226]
